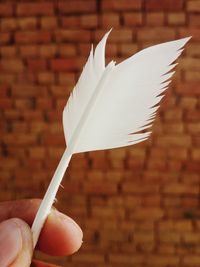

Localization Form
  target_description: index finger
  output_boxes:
[0,199,83,256]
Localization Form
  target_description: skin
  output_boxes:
[0,199,83,267]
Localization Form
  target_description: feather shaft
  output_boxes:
[31,149,72,247]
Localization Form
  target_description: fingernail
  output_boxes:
[0,219,22,266]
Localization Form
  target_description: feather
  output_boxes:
[31,30,191,247]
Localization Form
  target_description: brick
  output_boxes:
[187,123,200,134]
[29,147,46,159]
[159,231,181,243]
[0,158,19,169]
[15,31,51,44]
[143,195,161,207]
[61,16,80,28]
[0,3,13,16]
[109,254,144,264]
[131,208,164,220]
[48,123,63,134]
[0,99,13,109]
[105,43,118,57]
[135,221,154,231]
[147,159,167,171]
[92,206,125,219]
[56,30,91,43]
[36,98,52,109]
[174,221,193,232]
[189,14,200,26]
[18,17,38,30]
[0,84,9,97]
[27,59,47,71]
[38,72,55,84]
[3,134,37,146]
[1,18,17,31]
[58,44,76,57]
[124,12,143,26]
[146,0,184,11]
[186,71,200,81]
[109,148,126,159]
[0,33,11,45]
[176,82,200,96]
[185,161,200,171]
[147,255,179,265]
[58,0,96,14]
[58,72,78,86]
[0,73,16,83]
[167,12,186,25]
[84,181,118,194]
[158,244,175,254]
[80,15,98,28]
[87,170,104,182]
[163,122,184,134]
[101,14,120,28]
[17,3,54,16]
[51,58,85,71]
[123,182,159,194]
[102,0,142,11]
[47,147,63,159]
[150,148,166,158]
[15,99,33,109]
[129,147,146,159]
[42,133,65,146]
[19,45,39,57]
[40,16,58,29]
[187,44,200,57]
[1,59,24,72]
[127,158,144,169]
[72,253,104,263]
[180,97,197,109]
[191,148,200,160]
[164,108,183,121]
[183,256,200,265]
[187,0,200,12]
[180,58,200,70]
[91,157,109,170]
[163,183,199,195]
[0,46,17,58]
[146,12,165,26]
[12,85,41,97]
[78,43,92,56]
[156,135,192,147]
[50,86,69,97]
[138,28,176,41]
[167,147,188,160]
[39,45,57,58]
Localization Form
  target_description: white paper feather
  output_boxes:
[31,30,191,247]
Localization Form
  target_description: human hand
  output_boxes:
[0,199,83,267]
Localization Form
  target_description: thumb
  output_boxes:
[0,218,33,267]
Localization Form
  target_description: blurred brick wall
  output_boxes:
[0,0,200,266]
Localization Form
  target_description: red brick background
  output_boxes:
[0,0,200,266]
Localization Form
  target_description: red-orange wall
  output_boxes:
[0,0,200,266]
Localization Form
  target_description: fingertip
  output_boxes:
[37,210,83,256]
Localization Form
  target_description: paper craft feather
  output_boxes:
[31,30,191,247]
